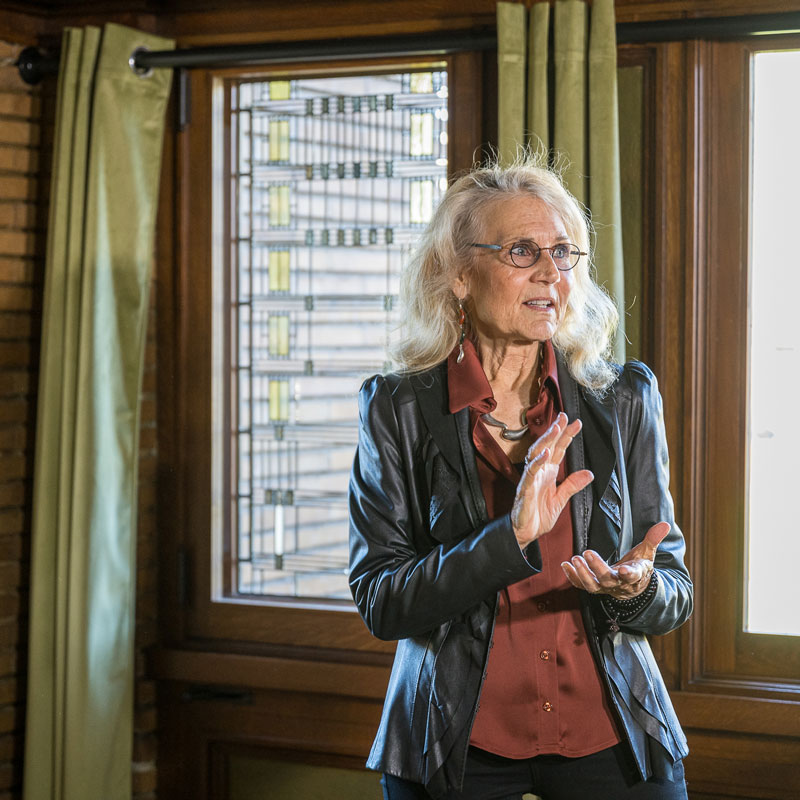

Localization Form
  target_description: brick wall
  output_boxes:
[0,41,44,800]
[0,40,160,800]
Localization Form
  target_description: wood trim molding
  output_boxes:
[673,691,800,738]
[0,10,45,45]
[151,647,391,700]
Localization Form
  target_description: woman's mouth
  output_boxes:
[524,299,554,310]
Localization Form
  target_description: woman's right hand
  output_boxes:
[510,412,594,549]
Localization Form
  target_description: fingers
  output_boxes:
[561,551,652,597]
[524,413,567,465]
[553,469,594,506]
[551,417,582,467]
[562,552,620,594]
[517,447,550,495]
[517,414,568,492]
[521,413,582,475]
[561,559,588,591]
[616,559,652,583]
[643,521,671,549]
[512,414,590,549]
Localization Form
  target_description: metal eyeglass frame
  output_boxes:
[470,240,587,271]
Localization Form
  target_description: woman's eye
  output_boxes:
[552,244,569,259]
[510,242,534,258]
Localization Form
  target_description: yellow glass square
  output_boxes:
[269,315,290,357]
[410,180,434,224]
[269,119,290,162]
[410,113,434,156]
[269,81,291,100]
[269,250,291,292]
[269,185,290,227]
[410,72,433,94]
[269,379,290,421]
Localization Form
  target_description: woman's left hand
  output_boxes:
[560,522,670,600]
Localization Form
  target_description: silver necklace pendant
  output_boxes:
[481,409,531,441]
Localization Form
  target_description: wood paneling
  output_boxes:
[157,682,382,800]
[683,730,800,800]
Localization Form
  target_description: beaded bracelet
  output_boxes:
[601,570,659,633]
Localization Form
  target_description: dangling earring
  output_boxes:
[456,300,467,364]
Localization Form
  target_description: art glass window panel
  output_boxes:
[226,70,448,598]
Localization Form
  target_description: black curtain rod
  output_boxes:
[16,10,800,85]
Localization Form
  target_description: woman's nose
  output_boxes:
[531,250,561,282]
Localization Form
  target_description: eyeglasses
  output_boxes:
[470,240,586,271]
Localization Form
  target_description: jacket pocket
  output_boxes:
[599,467,622,531]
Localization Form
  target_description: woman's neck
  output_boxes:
[475,337,543,409]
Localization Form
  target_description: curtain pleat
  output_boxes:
[497,0,626,361]
[553,0,588,204]
[588,0,626,362]
[527,2,551,150]
[497,1,527,162]
[24,23,173,800]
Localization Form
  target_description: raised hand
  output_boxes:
[561,521,671,599]
[511,412,594,549]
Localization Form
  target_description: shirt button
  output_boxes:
[537,601,549,612]
[539,650,551,661]
[542,701,553,712]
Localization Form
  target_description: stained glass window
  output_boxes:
[224,70,449,598]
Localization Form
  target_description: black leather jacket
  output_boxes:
[348,354,692,797]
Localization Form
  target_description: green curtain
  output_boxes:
[497,0,626,362]
[23,23,173,800]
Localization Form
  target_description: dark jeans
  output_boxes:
[381,744,687,800]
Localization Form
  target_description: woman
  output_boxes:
[348,158,692,800]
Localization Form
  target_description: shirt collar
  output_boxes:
[447,338,562,414]
[447,338,494,414]
[539,338,562,410]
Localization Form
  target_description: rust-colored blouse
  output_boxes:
[447,338,620,759]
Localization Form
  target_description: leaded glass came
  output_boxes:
[225,71,449,598]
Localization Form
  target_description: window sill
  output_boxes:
[149,645,394,700]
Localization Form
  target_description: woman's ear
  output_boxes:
[452,272,469,300]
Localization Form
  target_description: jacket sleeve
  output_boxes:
[348,374,540,641]
[611,361,693,635]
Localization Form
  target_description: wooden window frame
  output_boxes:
[688,35,800,694]
[157,52,487,658]
[613,37,800,797]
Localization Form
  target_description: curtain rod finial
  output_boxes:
[16,46,58,85]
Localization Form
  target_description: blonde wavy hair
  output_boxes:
[390,154,619,393]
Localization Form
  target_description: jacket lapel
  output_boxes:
[580,391,622,560]
[409,363,462,476]
[409,363,487,528]
[557,352,618,556]
[557,354,592,552]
